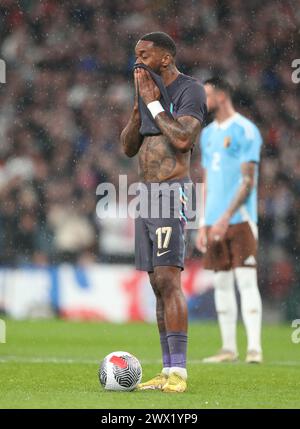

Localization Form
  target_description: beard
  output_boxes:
[204,109,217,125]
[208,105,218,116]
[149,64,161,75]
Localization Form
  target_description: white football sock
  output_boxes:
[162,367,170,376]
[169,367,187,380]
[235,267,262,353]
[213,270,237,353]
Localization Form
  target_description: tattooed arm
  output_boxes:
[120,107,143,157]
[224,162,256,219]
[209,162,257,241]
[120,70,143,158]
[155,113,201,153]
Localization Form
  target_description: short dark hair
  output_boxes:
[204,77,233,98]
[140,32,176,57]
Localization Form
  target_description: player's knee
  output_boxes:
[213,270,234,291]
[148,273,160,297]
[234,267,258,292]
[150,280,160,298]
[154,270,178,298]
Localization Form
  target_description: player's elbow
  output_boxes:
[244,176,255,191]
[176,137,193,153]
[122,145,136,158]
[120,135,135,158]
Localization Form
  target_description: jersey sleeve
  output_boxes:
[176,81,207,124]
[240,125,262,164]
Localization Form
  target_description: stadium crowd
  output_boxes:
[0,0,299,314]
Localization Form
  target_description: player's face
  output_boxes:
[135,40,168,74]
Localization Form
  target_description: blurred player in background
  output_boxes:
[196,77,263,364]
[121,32,206,392]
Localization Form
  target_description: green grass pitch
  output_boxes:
[0,319,299,409]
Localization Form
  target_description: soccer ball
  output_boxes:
[99,351,142,391]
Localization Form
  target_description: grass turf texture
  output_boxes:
[0,319,299,409]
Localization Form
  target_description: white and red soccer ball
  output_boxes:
[99,351,142,391]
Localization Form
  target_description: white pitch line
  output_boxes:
[0,356,99,364]
[0,356,299,366]
[268,361,300,366]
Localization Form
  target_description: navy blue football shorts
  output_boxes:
[134,177,192,273]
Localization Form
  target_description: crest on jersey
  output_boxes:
[223,136,231,148]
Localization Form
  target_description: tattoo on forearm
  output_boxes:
[121,111,143,157]
[155,113,201,152]
[226,164,256,217]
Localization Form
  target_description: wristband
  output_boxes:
[147,101,164,119]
